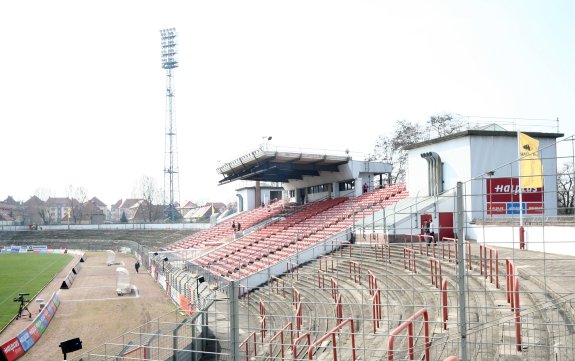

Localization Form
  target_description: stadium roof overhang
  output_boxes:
[216,148,351,185]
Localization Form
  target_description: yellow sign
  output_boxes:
[518,132,543,188]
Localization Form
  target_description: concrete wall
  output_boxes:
[474,224,574,256]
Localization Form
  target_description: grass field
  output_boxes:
[0,253,72,330]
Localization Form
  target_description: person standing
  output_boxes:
[135,260,140,273]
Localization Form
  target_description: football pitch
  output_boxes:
[0,253,72,330]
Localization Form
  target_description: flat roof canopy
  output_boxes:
[216,148,350,185]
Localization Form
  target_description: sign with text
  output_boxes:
[486,177,543,215]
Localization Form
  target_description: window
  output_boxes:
[338,180,355,191]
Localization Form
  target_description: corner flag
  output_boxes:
[518,132,543,188]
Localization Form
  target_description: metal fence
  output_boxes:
[59,134,575,360]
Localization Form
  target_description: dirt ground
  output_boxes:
[0,251,176,361]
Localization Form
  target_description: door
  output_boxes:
[420,214,432,235]
[438,212,454,240]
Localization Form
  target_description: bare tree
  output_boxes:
[557,162,574,215]
[134,175,162,223]
[33,188,53,225]
[369,119,425,183]
[65,185,88,224]
[369,114,466,184]
[427,113,465,137]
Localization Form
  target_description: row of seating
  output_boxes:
[196,186,409,280]
[167,200,286,250]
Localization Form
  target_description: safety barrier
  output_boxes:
[506,257,522,351]
[429,257,442,289]
[372,288,381,333]
[479,244,500,288]
[239,331,257,361]
[60,259,82,289]
[403,247,417,273]
[307,318,356,361]
[317,269,326,288]
[373,243,391,263]
[287,261,299,280]
[268,322,293,361]
[387,308,430,361]
[0,292,61,361]
[417,234,438,257]
[441,277,448,331]
[319,255,334,272]
[270,276,285,297]
[295,303,303,337]
[367,270,378,294]
[330,278,338,301]
[441,237,472,270]
[259,298,267,341]
[292,287,301,306]
[335,293,343,324]
[349,261,361,284]
[292,332,311,361]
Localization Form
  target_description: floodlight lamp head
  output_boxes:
[163,257,169,262]
[197,276,205,283]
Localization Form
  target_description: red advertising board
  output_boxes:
[486,177,544,215]
[1,337,25,361]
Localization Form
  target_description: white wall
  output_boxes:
[474,224,574,256]
[407,136,472,197]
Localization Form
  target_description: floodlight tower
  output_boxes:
[160,28,180,222]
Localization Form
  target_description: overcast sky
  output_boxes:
[1,1,574,206]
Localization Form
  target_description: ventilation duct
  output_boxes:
[420,152,443,196]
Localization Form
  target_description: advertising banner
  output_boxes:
[486,177,543,215]
[16,330,34,352]
[0,337,25,361]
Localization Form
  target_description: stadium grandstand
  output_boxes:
[4,126,575,361]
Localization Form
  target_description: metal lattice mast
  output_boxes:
[160,28,180,222]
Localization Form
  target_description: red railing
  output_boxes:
[319,255,334,272]
[441,277,448,330]
[479,244,499,288]
[292,287,301,307]
[292,332,311,361]
[259,298,267,341]
[270,276,285,297]
[335,293,344,324]
[349,260,361,284]
[368,270,378,295]
[429,257,442,289]
[240,331,257,361]
[268,322,293,361]
[506,257,522,351]
[441,237,472,270]
[295,302,303,336]
[418,234,436,256]
[387,308,430,361]
[287,261,299,280]
[317,269,326,289]
[403,247,417,273]
[374,243,391,263]
[330,277,339,301]
[372,288,382,332]
[307,318,357,361]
